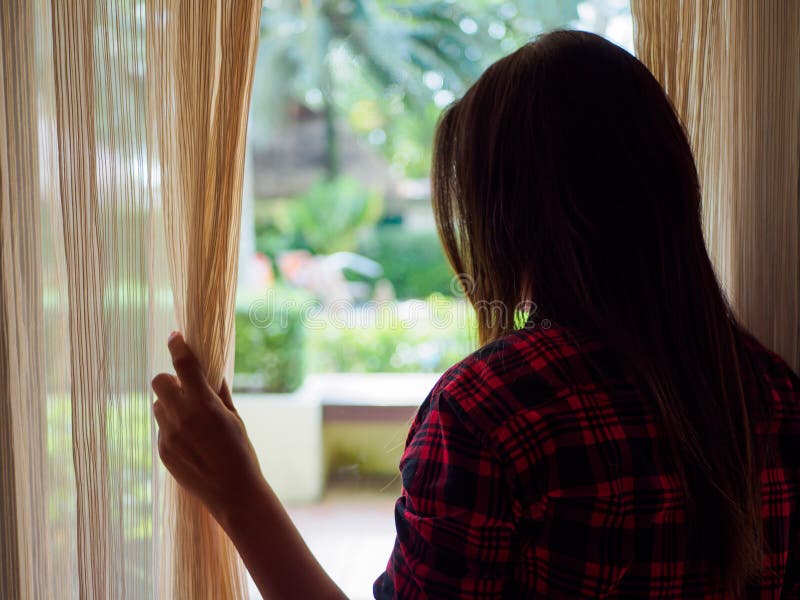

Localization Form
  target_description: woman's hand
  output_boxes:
[151,331,264,524]
[151,331,346,599]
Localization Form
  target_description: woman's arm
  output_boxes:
[218,475,345,599]
[151,332,346,600]
[373,387,517,599]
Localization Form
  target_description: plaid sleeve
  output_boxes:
[741,331,800,598]
[774,363,800,599]
[373,388,517,600]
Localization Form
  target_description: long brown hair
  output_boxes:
[432,30,773,595]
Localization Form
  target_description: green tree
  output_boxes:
[256,177,384,256]
[250,0,582,178]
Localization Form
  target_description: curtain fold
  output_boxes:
[632,0,800,371]
[0,1,262,597]
[0,1,49,597]
[149,1,262,598]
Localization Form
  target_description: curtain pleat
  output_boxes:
[632,0,800,371]
[149,1,261,598]
[0,1,49,597]
[50,2,114,595]
[0,1,262,597]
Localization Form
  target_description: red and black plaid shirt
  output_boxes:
[374,323,800,598]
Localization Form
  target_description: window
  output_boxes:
[235,1,631,597]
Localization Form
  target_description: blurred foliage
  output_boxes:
[251,0,582,177]
[233,289,475,387]
[254,193,455,298]
[307,296,476,373]
[234,286,313,392]
[255,177,383,256]
[239,0,593,385]
[357,225,454,298]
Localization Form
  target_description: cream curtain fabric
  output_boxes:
[149,2,261,598]
[631,0,800,371]
[0,1,261,598]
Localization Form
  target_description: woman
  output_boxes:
[151,31,800,598]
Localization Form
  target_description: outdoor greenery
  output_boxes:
[255,177,383,256]
[307,296,475,373]
[356,226,454,298]
[237,0,631,390]
[234,287,311,392]
[235,286,476,391]
[251,0,583,179]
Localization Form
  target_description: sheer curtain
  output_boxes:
[0,1,261,598]
[632,0,800,371]
[149,2,261,598]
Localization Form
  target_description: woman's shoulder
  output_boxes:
[735,326,800,428]
[736,325,800,388]
[417,323,606,444]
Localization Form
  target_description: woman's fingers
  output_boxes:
[152,372,180,398]
[157,427,206,472]
[152,397,169,428]
[151,372,181,426]
[167,331,209,397]
[218,378,236,412]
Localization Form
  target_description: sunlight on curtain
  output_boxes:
[0,1,262,598]
[632,0,800,371]
[148,1,262,598]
